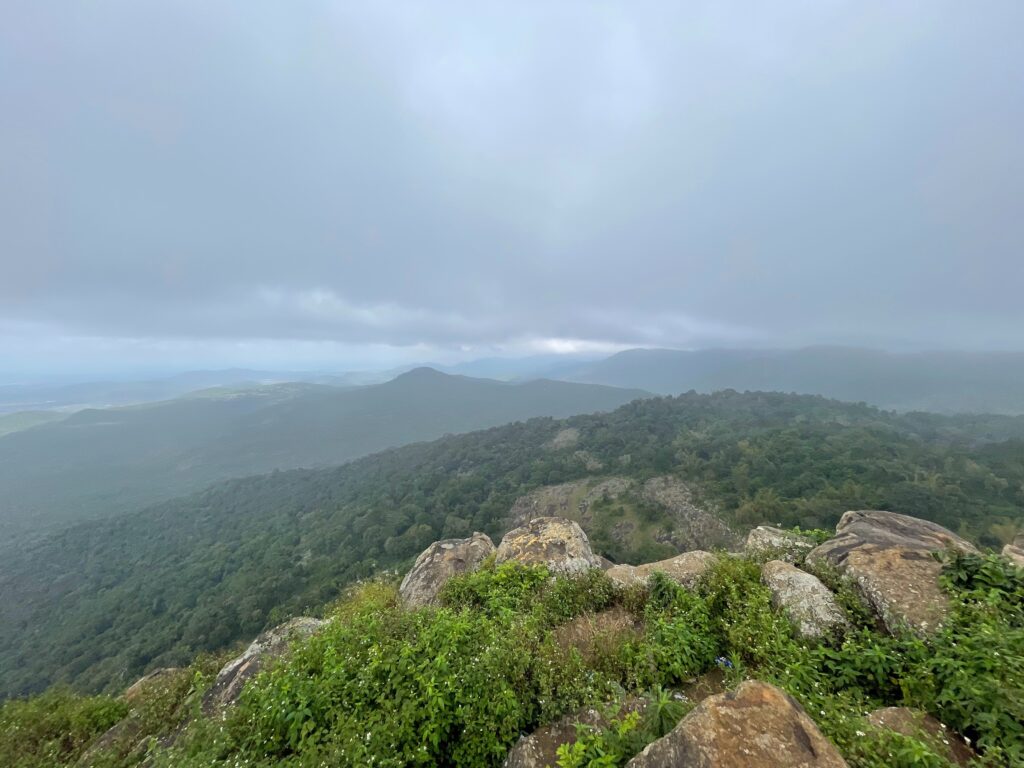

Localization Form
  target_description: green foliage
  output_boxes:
[0,687,127,768]
[554,688,689,768]
[4,390,1024,711]
[8,549,1024,767]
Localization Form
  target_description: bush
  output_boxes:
[0,687,127,768]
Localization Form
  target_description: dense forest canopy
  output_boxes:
[0,369,646,541]
[1,390,1023,699]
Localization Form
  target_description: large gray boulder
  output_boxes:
[202,616,326,714]
[399,532,495,608]
[606,551,716,589]
[806,511,977,635]
[867,707,975,766]
[761,560,848,640]
[745,526,816,562]
[495,517,604,575]
[626,680,847,767]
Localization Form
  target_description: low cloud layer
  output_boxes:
[2,2,1023,377]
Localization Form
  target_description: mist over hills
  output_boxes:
[0,369,646,542]
[562,347,1024,414]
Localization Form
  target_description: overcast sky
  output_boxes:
[2,1,1022,379]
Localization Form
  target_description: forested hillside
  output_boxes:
[2,391,1023,700]
[0,369,647,541]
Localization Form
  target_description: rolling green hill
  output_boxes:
[0,369,648,541]
[2,390,1022,699]
[0,410,67,437]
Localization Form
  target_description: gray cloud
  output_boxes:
[2,1,1023,376]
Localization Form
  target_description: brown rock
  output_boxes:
[606,550,716,589]
[626,680,847,768]
[762,560,848,640]
[1002,543,1024,568]
[202,616,326,714]
[495,517,604,575]
[399,532,495,608]
[806,511,977,634]
[868,707,975,766]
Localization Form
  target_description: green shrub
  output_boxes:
[0,687,127,768]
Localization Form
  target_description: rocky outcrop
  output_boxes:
[202,617,326,714]
[640,476,739,551]
[867,707,975,766]
[761,560,848,640]
[504,699,646,768]
[606,550,716,589]
[746,526,816,562]
[806,511,977,634]
[495,517,604,575]
[626,680,847,767]
[506,478,630,529]
[399,532,495,607]
[505,476,736,553]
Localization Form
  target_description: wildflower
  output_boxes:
[715,656,733,669]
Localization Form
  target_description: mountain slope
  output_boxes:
[2,390,1023,698]
[564,347,1024,413]
[0,370,647,540]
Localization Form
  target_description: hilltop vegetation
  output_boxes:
[2,391,1023,701]
[0,369,647,540]
[3,547,1021,767]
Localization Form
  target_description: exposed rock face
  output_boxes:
[761,560,848,640]
[1003,542,1024,568]
[640,476,739,551]
[867,707,975,766]
[806,511,977,635]
[746,526,816,562]
[504,700,646,768]
[495,517,604,575]
[505,476,736,553]
[606,550,716,589]
[399,532,495,608]
[626,680,847,767]
[202,617,326,714]
[506,478,631,529]
[122,666,181,703]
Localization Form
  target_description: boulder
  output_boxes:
[867,707,975,766]
[806,511,977,634]
[495,517,604,575]
[504,699,646,768]
[399,532,495,608]
[745,526,816,562]
[202,616,326,714]
[761,560,848,640]
[1002,542,1024,568]
[626,680,847,767]
[606,550,716,589]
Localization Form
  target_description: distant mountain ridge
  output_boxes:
[562,347,1024,414]
[0,369,648,541]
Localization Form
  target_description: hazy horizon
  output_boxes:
[3,2,1023,379]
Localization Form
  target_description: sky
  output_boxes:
[1,1,1023,380]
